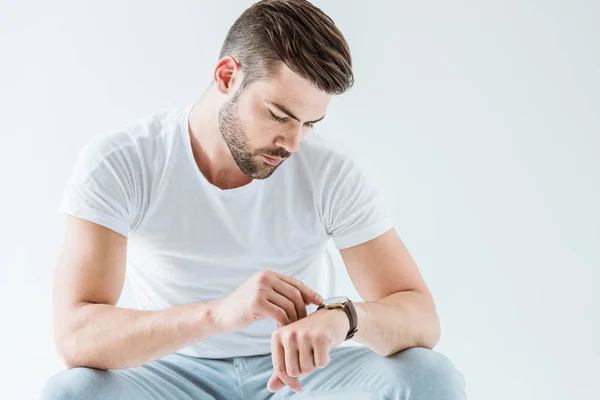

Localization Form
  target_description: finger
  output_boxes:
[272,331,302,392]
[275,272,323,307]
[267,373,285,393]
[313,336,331,369]
[263,300,290,327]
[298,335,316,376]
[267,290,298,324]
[284,336,302,378]
[271,279,307,321]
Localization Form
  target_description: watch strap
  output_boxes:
[343,300,358,340]
[317,299,358,341]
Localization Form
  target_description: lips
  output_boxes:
[262,154,284,166]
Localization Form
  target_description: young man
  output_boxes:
[41,1,465,399]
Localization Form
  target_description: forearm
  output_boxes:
[57,301,218,370]
[352,290,440,357]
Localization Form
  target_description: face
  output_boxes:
[218,62,332,179]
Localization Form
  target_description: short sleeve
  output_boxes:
[323,159,393,249]
[57,133,140,237]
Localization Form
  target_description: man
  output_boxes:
[41,0,466,399]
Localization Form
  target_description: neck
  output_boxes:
[187,86,252,190]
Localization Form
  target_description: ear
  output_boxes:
[213,56,241,96]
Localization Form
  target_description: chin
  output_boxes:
[241,155,282,180]
[249,162,279,179]
[251,167,277,180]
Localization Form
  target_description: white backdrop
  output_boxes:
[1,1,598,399]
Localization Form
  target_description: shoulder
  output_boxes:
[71,106,184,183]
[289,132,369,196]
[293,132,357,180]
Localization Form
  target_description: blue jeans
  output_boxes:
[40,346,466,399]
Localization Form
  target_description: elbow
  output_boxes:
[56,333,85,369]
[55,330,104,370]
[383,313,441,357]
[62,355,85,370]
[372,341,398,358]
[56,337,77,369]
[59,345,106,370]
[418,311,441,350]
[390,302,441,356]
[54,315,84,369]
[54,303,108,370]
[416,291,441,350]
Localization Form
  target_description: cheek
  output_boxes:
[239,101,269,132]
[243,114,278,141]
[239,117,277,149]
[238,99,280,146]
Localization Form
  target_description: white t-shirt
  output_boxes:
[58,102,393,359]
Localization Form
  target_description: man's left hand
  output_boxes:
[267,307,350,393]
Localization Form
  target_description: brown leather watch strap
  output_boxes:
[343,300,358,340]
[317,299,358,341]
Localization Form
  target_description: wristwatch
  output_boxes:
[316,296,358,340]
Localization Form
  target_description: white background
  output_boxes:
[1,1,598,399]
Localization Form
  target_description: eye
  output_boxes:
[269,111,287,123]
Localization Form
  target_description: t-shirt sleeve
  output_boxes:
[57,134,140,238]
[323,159,393,249]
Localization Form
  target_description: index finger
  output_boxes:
[274,272,323,306]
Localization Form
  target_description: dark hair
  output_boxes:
[219,0,353,95]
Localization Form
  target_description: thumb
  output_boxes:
[267,373,286,392]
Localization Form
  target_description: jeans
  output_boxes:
[39,346,466,399]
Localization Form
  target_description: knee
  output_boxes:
[39,367,116,400]
[389,347,466,400]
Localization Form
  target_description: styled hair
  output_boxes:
[219,0,353,95]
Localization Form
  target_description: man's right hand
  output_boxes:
[213,270,324,333]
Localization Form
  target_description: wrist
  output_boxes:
[203,299,222,334]
[317,296,358,341]
[317,306,350,333]
[184,300,221,337]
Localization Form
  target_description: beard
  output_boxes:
[218,95,290,180]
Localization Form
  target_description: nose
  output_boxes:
[275,129,304,154]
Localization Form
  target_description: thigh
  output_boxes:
[39,353,241,400]
[244,346,466,400]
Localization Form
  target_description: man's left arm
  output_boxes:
[268,159,440,392]
[267,228,441,393]
[333,227,440,357]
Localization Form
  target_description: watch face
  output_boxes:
[323,296,349,305]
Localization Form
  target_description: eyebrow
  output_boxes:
[266,101,325,124]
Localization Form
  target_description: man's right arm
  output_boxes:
[53,216,220,370]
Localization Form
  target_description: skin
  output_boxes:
[188,56,331,190]
[52,55,440,395]
[197,57,439,393]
